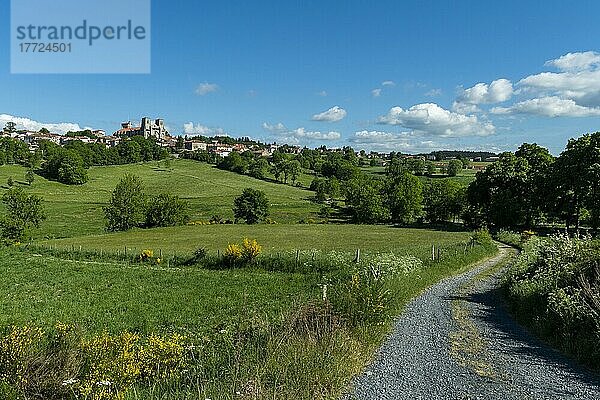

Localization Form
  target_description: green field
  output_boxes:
[0,158,500,399]
[0,248,315,336]
[42,224,473,257]
[0,160,320,238]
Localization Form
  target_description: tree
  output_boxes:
[550,133,600,231]
[7,177,13,187]
[446,159,463,177]
[423,180,466,223]
[426,161,436,176]
[233,188,270,224]
[42,149,88,185]
[466,152,529,228]
[25,169,34,186]
[1,187,45,241]
[145,193,189,227]
[103,174,147,231]
[57,151,88,185]
[249,158,269,179]
[345,176,389,223]
[288,160,301,184]
[3,122,16,133]
[218,152,248,174]
[39,127,50,134]
[385,172,423,223]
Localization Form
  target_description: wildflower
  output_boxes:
[62,378,78,386]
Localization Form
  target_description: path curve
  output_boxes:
[346,244,600,399]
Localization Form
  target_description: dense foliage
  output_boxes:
[104,174,189,232]
[466,134,600,231]
[504,234,600,369]
[233,188,270,224]
[39,137,167,185]
[0,187,45,241]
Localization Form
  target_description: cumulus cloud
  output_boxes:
[350,130,441,152]
[195,82,219,96]
[545,51,600,72]
[262,122,288,133]
[262,122,340,142]
[491,96,600,117]
[513,51,600,110]
[183,122,225,135]
[311,106,347,122]
[371,88,382,97]
[382,80,396,87]
[457,79,513,105]
[0,114,87,135]
[293,128,340,140]
[377,103,495,137]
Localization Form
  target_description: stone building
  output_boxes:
[114,117,168,140]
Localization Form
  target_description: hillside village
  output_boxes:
[0,116,497,164]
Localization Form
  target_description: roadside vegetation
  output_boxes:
[503,234,600,370]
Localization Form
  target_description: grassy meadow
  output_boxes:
[41,224,474,258]
[0,159,500,399]
[0,160,320,238]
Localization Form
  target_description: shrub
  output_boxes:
[103,174,146,232]
[471,229,493,246]
[224,243,243,263]
[145,193,189,228]
[241,238,261,262]
[233,188,270,224]
[1,187,46,242]
[503,234,600,369]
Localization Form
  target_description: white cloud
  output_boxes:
[262,122,288,133]
[317,90,328,97]
[262,122,340,141]
[519,69,600,106]
[491,96,600,117]
[458,79,513,105]
[425,88,443,97]
[377,103,495,137]
[293,128,340,140]
[195,82,219,96]
[452,101,480,114]
[516,51,600,107]
[311,106,347,122]
[350,130,441,152]
[382,80,396,87]
[371,88,382,97]
[183,122,225,135]
[0,114,87,134]
[545,51,600,72]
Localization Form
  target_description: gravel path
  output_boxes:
[346,244,600,399]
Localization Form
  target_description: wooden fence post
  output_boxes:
[354,249,361,263]
[432,245,435,261]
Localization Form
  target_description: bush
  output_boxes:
[145,193,189,228]
[471,229,493,246]
[1,187,46,242]
[503,234,600,369]
[233,188,270,224]
[103,174,147,232]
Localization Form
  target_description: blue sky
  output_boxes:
[2,0,600,154]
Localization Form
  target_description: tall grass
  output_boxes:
[0,234,497,399]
